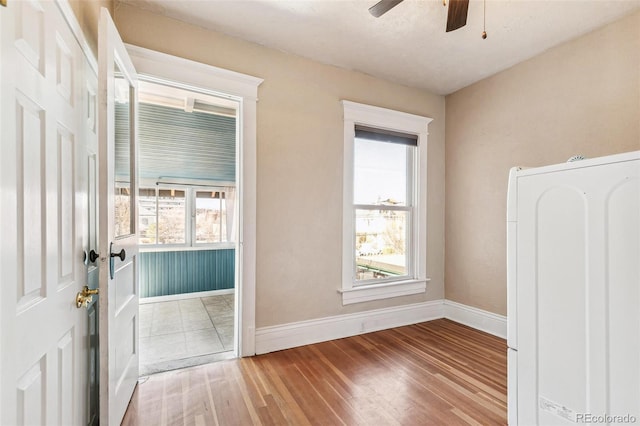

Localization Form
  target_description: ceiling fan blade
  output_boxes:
[446,0,469,32]
[369,0,404,18]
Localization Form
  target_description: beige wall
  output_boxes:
[114,4,446,328]
[445,11,640,316]
[68,0,113,56]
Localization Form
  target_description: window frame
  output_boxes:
[193,188,230,246]
[353,134,415,286]
[341,100,432,305]
[138,180,236,251]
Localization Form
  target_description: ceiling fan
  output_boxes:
[369,0,486,38]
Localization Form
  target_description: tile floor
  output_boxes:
[139,293,235,376]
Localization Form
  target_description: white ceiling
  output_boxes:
[117,0,640,95]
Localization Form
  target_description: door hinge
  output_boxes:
[0,0,6,7]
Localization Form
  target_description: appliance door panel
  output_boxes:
[606,163,640,416]
[515,158,639,424]
[517,172,589,423]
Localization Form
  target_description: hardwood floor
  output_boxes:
[122,319,507,426]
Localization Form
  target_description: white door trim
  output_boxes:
[124,45,263,357]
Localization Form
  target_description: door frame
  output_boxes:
[125,44,262,357]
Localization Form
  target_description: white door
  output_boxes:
[0,0,90,424]
[97,8,140,426]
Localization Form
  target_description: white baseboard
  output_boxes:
[139,288,234,304]
[254,299,507,355]
[255,300,444,355]
[443,300,507,339]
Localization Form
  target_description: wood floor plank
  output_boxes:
[202,368,221,426]
[122,319,507,425]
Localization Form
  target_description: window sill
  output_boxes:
[339,278,430,305]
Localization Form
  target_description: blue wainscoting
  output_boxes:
[139,249,235,298]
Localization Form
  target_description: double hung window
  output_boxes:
[342,101,432,304]
[353,125,415,282]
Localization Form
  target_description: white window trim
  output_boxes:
[341,100,432,305]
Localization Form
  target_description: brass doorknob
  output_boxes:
[76,285,99,309]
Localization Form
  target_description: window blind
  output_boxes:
[354,124,418,146]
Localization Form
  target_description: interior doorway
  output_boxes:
[129,80,241,375]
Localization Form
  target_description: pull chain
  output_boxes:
[482,0,487,39]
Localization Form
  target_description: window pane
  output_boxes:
[139,188,157,245]
[114,63,133,237]
[157,189,186,244]
[355,209,408,282]
[114,185,131,237]
[354,139,408,206]
[195,191,226,244]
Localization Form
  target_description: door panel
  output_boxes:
[115,260,135,311]
[15,92,46,309]
[1,1,89,425]
[16,358,46,425]
[57,330,74,426]
[98,8,140,425]
[57,124,76,286]
[15,0,45,74]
